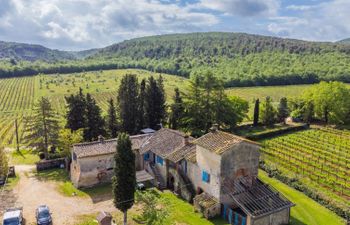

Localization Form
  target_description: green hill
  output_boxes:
[1,32,350,86]
[0,41,76,62]
[338,38,350,44]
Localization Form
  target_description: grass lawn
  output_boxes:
[9,149,40,165]
[160,191,229,225]
[35,168,113,198]
[258,170,345,225]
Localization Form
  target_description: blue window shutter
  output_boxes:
[241,217,246,225]
[156,156,163,165]
[144,153,149,160]
[234,212,239,225]
[228,209,232,224]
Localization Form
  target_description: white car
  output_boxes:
[2,207,23,225]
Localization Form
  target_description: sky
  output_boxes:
[0,0,350,50]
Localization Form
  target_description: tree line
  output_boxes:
[252,81,350,126]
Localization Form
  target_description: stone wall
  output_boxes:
[220,142,260,204]
[71,154,114,188]
[251,208,290,225]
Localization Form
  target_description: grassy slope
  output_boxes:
[259,170,344,225]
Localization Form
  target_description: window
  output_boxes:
[144,153,150,161]
[202,170,210,183]
[156,155,164,166]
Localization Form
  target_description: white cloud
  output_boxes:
[0,0,219,50]
[268,0,350,42]
[198,0,280,17]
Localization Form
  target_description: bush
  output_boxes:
[38,152,45,160]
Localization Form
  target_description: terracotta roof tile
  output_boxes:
[140,128,189,157]
[73,134,153,158]
[193,130,259,155]
[166,142,196,163]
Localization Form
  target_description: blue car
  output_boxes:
[36,205,52,225]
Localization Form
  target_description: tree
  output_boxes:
[25,97,60,159]
[65,88,86,131]
[253,99,260,126]
[58,129,84,158]
[84,93,106,141]
[260,96,277,126]
[107,99,118,138]
[112,133,136,225]
[117,74,140,134]
[277,97,289,123]
[302,81,350,124]
[145,76,166,129]
[183,76,205,136]
[0,146,8,178]
[169,88,184,129]
[137,79,146,131]
[135,189,168,225]
[183,72,248,135]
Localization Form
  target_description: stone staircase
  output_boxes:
[149,163,166,190]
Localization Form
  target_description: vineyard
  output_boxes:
[0,69,189,146]
[260,128,350,208]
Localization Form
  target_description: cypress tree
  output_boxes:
[169,88,184,129]
[277,97,289,123]
[84,93,106,141]
[253,99,260,126]
[107,99,118,138]
[117,74,139,134]
[65,88,86,131]
[112,133,136,225]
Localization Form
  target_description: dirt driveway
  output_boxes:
[2,165,116,225]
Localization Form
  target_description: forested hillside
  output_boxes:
[0,41,76,62]
[1,32,350,86]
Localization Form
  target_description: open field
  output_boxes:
[260,127,350,212]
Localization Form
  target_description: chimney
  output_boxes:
[210,124,219,133]
[98,135,104,143]
[184,135,190,145]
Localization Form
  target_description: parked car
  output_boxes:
[2,207,23,225]
[36,205,52,225]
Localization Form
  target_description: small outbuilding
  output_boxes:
[97,211,113,225]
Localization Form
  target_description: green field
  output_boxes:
[260,127,350,216]
[0,69,349,147]
[259,171,345,225]
[0,69,189,146]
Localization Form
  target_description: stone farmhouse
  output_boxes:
[71,126,294,225]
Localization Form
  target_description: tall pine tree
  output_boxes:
[65,88,86,131]
[84,93,106,141]
[169,88,184,129]
[137,79,146,131]
[112,133,136,225]
[145,76,166,129]
[25,97,60,159]
[117,74,140,134]
[107,99,118,138]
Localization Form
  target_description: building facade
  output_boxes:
[71,127,294,225]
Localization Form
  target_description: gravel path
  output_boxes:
[4,165,116,225]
